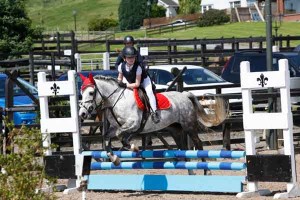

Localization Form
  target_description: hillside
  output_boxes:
[25,0,300,42]
[26,0,120,31]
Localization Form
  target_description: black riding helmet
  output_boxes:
[123,35,134,44]
[123,46,137,58]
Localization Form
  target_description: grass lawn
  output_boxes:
[26,0,120,31]
[25,0,300,44]
[115,22,300,40]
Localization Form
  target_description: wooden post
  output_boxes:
[174,39,177,64]
[286,35,290,48]
[56,32,61,57]
[70,31,76,70]
[51,52,56,81]
[167,39,172,64]
[249,36,253,49]
[4,71,15,124]
[29,52,34,85]
[41,36,45,59]
[279,34,283,49]
[193,37,197,61]
[200,43,206,66]
[105,40,110,53]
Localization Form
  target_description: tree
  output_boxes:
[150,4,166,18]
[0,0,42,60]
[118,0,148,30]
[178,0,201,14]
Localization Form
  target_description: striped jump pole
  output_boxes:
[84,150,245,159]
[90,161,246,171]
[84,150,247,193]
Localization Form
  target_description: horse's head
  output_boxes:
[78,73,99,120]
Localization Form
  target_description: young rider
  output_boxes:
[117,46,160,124]
[114,35,144,69]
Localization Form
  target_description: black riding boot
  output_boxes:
[151,111,160,124]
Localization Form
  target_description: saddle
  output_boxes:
[133,88,171,111]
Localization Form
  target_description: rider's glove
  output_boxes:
[118,81,127,88]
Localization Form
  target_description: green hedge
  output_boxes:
[88,18,118,31]
[198,9,230,27]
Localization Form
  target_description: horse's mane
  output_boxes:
[94,75,118,85]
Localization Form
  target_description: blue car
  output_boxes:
[58,70,118,97]
[0,74,37,125]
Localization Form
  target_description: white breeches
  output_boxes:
[141,77,157,112]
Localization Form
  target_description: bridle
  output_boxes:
[80,82,125,119]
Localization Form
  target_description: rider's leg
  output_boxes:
[142,77,160,123]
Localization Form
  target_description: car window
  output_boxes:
[147,69,157,83]
[156,70,174,85]
[233,54,267,72]
[183,69,225,84]
[286,54,300,71]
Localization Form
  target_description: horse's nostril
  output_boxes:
[88,106,94,113]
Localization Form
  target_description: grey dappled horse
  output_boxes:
[79,74,228,164]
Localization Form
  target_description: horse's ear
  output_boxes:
[79,73,86,81]
[88,73,95,85]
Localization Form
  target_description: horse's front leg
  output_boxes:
[104,126,121,165]
[115,119,140,152]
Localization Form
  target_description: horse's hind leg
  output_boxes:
[168,125,198,175]
[119,132,139,152]
[187,130,212,175]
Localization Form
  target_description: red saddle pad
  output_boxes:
[133,89,171,111]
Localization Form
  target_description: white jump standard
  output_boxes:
[237,59,300,199]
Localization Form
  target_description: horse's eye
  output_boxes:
[89,91,94,96]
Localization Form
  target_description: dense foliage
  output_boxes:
[118,0,147,30]
[178,0,201,14]
[150,4,166,18]
[0,123,56,199]
[0,0,42,59]
[198,9,230,27]
[88,17,118,31]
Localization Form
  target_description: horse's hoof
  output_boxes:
[206,170,212,176]
[112,156,121,166]
[107,152,121,166]
[130,144,139,152]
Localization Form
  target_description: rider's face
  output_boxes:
[125,56,136,65]
[125,42,133,47]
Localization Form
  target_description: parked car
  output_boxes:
[168,19,188,27]
[0,74,37,125]
[58,70,118,97]
[221,50,300,83]
[148,65,241,98]
[221,50,300,103]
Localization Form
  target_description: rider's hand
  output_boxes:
[118,81,127,88]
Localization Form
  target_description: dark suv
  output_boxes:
[221,51,300,83]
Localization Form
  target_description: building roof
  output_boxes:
[159,0,179,7]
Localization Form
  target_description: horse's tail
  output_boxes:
[185,92,228,127]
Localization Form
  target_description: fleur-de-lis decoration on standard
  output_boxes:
[257,73,268,87]
[50,83,60,95]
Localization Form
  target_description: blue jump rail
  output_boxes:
[91,161,246,171]
[84,150,245,159]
